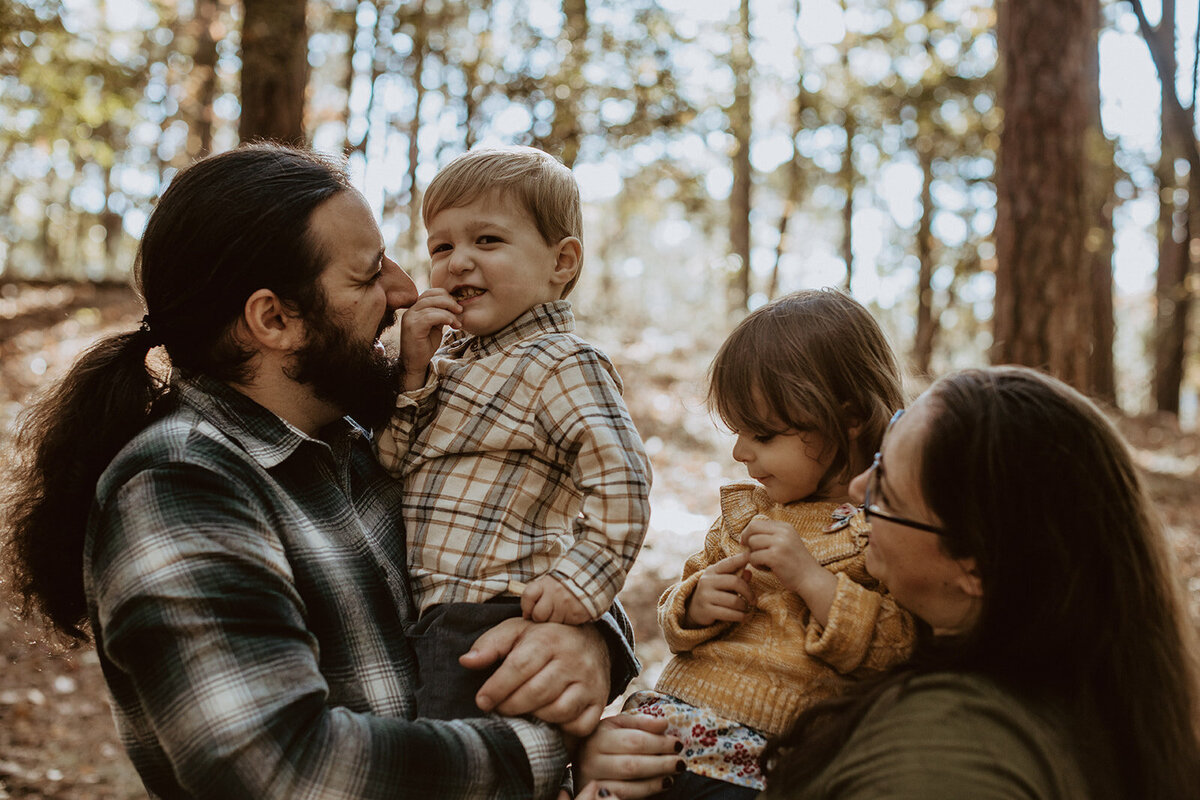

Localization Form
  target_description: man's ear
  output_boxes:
[241,288,306,352]
[956,557,984,598]
[549,237,582,290]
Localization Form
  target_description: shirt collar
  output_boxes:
[175,373,363,469]
[444,300,575,359]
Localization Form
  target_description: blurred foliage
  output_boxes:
[0,0,1194,414]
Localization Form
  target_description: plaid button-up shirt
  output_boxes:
[377,302,651,619]
[84,374,633,799]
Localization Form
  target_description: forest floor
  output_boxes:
[2,283,1198,798]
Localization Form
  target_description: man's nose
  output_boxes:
[382,256,418,309]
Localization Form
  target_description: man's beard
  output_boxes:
[287,307,400,431]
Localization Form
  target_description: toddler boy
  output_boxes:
[377,146,651,719]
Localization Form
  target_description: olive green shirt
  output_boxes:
[762,672,1089,800]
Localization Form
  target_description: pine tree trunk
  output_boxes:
[728,0,752,312]
[991,0,1093,389]
[239,0,308,144]
[1151,0,1188,414]
[1084,0,1116,403]
[913,141,936,377]
[189,0,220,157]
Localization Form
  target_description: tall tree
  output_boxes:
[991,0,1094,389]
[186,0,222,157]
[548,0,588,168]
[1083,0,1116,403]
[1129,0,1198,414]
[768,0,806,304]
[239,0,308,143]
[729,0,753,312]
[837,43,855,291]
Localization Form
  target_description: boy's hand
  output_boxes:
[399,288,462,390]
[520,575,592,624]
[684,552,755,627]
[741,518,837,625]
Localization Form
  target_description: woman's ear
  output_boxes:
[956,557,984,598]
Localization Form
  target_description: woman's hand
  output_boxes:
[573,713,684,798]
[562,781,618,799]
[685,552,755,627]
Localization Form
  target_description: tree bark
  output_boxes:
[188,0,220,157]
[729,0,752,313]
[1083,0,1116,403]
[553,0,587,168]
[1128,0,1199,413]
[991,0,1093,389]
[239,0,308,144]
[838,45,855,291]
[913,140,936,377]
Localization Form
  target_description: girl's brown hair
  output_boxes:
[708,288,905,491]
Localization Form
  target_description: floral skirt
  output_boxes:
[623,690,767,790]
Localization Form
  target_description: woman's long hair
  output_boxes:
[4,143,350,639]
[764,366,1200,799]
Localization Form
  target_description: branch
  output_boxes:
[1192,5,1199,108]
[1125,0,1200,182]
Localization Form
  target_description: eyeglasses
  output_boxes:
[863,410,947,536]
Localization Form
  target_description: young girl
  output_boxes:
[625,289,917,798]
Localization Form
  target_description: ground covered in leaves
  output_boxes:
[2,283,1198,798]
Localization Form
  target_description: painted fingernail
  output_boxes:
[675,759,686,772]
[662,776,674,790]
[673,740,683,753]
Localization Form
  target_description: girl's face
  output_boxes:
[731,424,842,504]
[848,395,982,635]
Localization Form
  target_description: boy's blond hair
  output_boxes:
[422,146,584,296]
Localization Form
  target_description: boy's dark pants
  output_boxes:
[409,598,523,719]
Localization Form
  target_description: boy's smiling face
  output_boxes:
[426,192,579,337]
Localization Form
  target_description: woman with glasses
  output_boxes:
[758,365,1200,799]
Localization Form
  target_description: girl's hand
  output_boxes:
[574,713,683,798]
[741,518,837,625]
[399,288,462,390]
[685,552,755,627]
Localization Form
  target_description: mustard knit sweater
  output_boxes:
[655,482,916,736]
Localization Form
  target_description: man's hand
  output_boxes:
[684,552,755,627]
[399,288,461,390]
[521,575,593,624]
[461,617,609,737]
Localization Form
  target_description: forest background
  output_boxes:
[2,0,1200,797]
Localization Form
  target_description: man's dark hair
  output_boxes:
[4,143,350,638]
